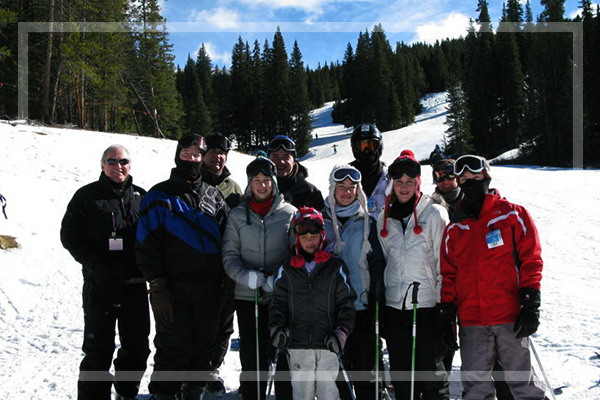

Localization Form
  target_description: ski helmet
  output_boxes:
[351,123,383,163]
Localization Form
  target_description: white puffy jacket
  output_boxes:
[377,194,449,309]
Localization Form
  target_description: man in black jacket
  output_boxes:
[267,135,325,210]
[136,134,229,400]
[61,144,150,400]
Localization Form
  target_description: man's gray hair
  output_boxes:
[100,144,130,164]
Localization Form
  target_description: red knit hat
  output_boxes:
[291,207,330,268]
[380,150,423,237]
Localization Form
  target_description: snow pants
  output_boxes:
[384,306,449,400]
[210,276,236,370]
[459,324,546,400]
[288,349,341,400]
[235,299,293,400]
[78,281,150,400]
[337,310,378,400]
[149,274,221,396]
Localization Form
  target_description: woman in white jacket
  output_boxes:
[222,154,296,400]
[377,150,450,400]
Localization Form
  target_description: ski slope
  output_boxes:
[0,93,599,399]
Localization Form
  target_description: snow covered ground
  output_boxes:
[1,93,599,399]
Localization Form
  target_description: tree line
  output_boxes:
[1,0,598,166]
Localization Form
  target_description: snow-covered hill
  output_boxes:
[1,94,599,399]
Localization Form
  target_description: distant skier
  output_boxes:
[429,144,445,167]
[332,144,338,154]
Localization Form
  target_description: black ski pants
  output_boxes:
[149,275,221,396]
[78,282,150,400]
[384,306,449,400]
[210,276,236,370]
[337,310,378,400]
[235,299,293,400]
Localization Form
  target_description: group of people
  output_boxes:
[60,123,547,400]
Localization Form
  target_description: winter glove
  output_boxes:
[262,275,275,293]
[325,328,348,355]
[435,303,459,357]
[514,287,541,338]
[270,326,290,349]
[148,278,175,323]
[111,261,131,281]
[369,280,386,305]
[87,258,117,288]
[245,270,266,290]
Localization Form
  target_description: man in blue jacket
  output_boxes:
[136,134,229,400]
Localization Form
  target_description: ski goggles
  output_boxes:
[178,134,207,152]
[454,155,488,176]
[332,167,361,183]
[268,135,296,153]
[246,157,277,177]
[294,220,323,236]
[354,139,379,152]
[388,158,421,179]
[433,164,456,183]
[106,158,130,166]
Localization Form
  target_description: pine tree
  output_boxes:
[262,28,291,142]
[289,41,312,156]
[370,25,401,131]
[196,43,214,121]
[230,37,253,149]
[181,56,211,135]
[445,83,475,157]
[127,0,183,138]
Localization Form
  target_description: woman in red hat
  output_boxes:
[377,150,450,400]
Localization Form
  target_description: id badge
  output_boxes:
[109,237,124,251]
[486,229,504,249]
[367,198,375,212]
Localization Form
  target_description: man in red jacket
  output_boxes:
[439,155,547,400]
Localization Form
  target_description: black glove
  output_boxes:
[112,261,131,281]
[436,303,459,356]
[271,326,290,349]
[148,278,175,323]
[325,329,347,355]
[514,288,541,338]
[370,281,386,305]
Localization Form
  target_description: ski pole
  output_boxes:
[266,348,280,400]
[255,289,261,400]
[410,282,421,400]
[337,353,357,400]
[375,300,380,400]
[530,338,558,400]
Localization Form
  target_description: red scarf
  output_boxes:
[249,196,274,216]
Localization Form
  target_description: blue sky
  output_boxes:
[160,0,586,70]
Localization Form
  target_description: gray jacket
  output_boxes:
[222,195,296,301]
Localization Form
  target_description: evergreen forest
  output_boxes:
[1,0,598,166]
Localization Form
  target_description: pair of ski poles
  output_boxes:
[374,282,420,400]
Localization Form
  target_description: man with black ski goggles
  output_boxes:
[454,155,489,176]
[267,135,296,155]
[388,158,421,179]
[331,166,362,183]
[433,163,456,183]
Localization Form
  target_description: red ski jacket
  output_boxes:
[440,191,543,326]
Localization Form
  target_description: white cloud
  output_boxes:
[569,3,599,19]
[412,12,470,44]
[238,0,361,14]
[190,7,241,29]
[195,42,232,65]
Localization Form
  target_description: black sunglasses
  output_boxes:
[106,158,130,166]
